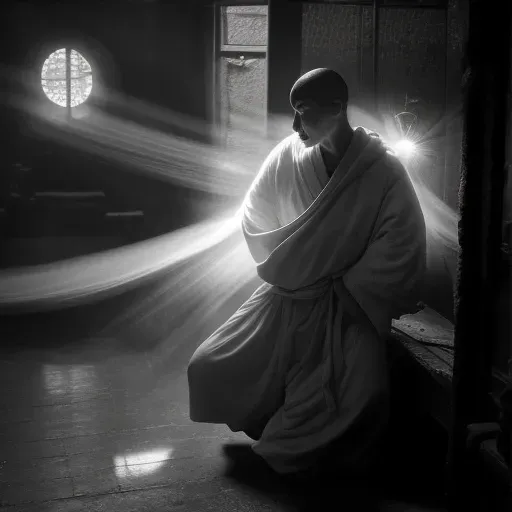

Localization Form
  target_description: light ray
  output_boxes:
[0,65,460,318]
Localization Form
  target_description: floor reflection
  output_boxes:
[114,448,174,479]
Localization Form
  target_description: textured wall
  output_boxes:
[377,8,446,115]
[302,4,374,105]
[219,56,267,155]
[301,2,466,203]
[378,7,447,196]
[222,5,268,46]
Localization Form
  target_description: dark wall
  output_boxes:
[1,0,212,233]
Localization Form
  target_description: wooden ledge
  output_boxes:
[388,306,454,429]
[391,307,454,383]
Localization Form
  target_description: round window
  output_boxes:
[41,48,93,107]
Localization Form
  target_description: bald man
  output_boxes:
[188,69,426,479]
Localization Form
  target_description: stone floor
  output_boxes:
[0,263,448,511]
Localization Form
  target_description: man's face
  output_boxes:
[291,99,341,148]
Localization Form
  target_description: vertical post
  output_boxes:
[443,0,469,211]
[206,2,219,143]
[266,0,302,119]
[66,47,71,118]
[215,3,222,130]
[447,0,512,508]
[372,0,379,112]
[441,5,449,203]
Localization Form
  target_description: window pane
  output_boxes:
[222,6,268,46]
[219,55,267,152]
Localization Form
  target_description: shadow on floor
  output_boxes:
[218,411,449,512]
[221,442,383,511]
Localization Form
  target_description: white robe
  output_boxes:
[188,127,426,474]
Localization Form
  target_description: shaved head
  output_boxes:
[290,68,348,109]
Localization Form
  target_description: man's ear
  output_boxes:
[332,100,345,117]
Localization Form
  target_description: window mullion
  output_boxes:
[66,48,71,111]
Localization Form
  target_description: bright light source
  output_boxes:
[394,139,416,158]
[41,48,93,107]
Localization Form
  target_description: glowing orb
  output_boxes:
[41,48,93,107]
[394,139,416,158]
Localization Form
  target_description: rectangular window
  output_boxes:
[214,3,268,153]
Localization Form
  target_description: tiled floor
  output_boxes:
[0,262,447,511]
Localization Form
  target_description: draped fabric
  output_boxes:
[188,127,426,473]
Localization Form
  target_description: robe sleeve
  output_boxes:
[241,147,281,235]
[343,157,427,337]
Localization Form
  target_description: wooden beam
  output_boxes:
[266,0,302,118]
